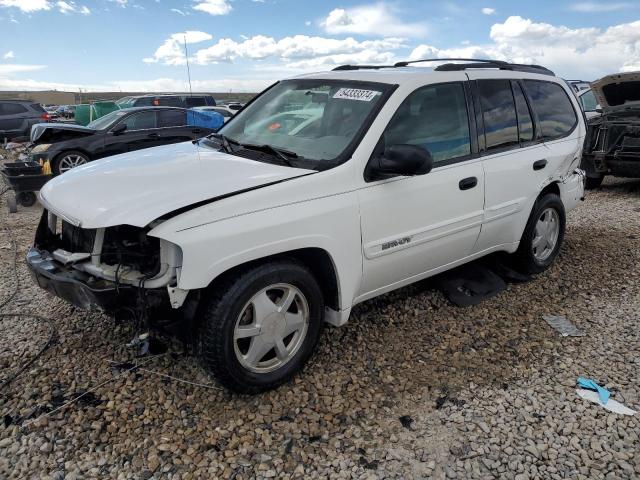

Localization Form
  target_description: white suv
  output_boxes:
[28,59,586,393]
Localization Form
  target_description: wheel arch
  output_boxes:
[202,247,341,312]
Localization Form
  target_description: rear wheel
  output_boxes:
[16,191,36,207]
[585,174,604,190]
[514,193,565,274]
[54,150,89,175]
[199,260,324,393]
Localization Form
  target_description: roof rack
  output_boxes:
[332,64,395,71]
[331,58,554,76]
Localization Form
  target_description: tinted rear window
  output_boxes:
[0,103,29,115]
[478,79,519,151]
[524,80,577,140]
[158,109,186,127]
[512,82,534,143]
[185,96,207,107]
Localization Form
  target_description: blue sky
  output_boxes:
[0,0,639,92]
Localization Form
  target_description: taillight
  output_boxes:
[40,113,51,121]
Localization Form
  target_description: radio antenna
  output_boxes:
[184,35,193,96]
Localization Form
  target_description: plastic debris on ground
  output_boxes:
[576,389,637,416]
[577,377,610,404]
[542,315,585,337]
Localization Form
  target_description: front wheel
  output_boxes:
[198,260,324,393]
[513,193,566,274]
[54,150,89,175]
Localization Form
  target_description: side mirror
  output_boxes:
[111,123,127,135]
[366,144,433,181]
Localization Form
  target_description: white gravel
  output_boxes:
[1,150,639,479]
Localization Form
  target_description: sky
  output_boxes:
[0,0,639,92]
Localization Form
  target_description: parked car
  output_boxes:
[0,100,50,140]
[576,88,601,120]
[44,105,60,120]
[55,105,76,119]
[118,94,216,108]
[581,71,640,189]
[29,107,221,175]
[192,105,237,123]
[28,59,586,393]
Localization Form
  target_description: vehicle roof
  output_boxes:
[130,93,213,99]
[112,106,188,113]
[0,99,36,103]
[292,66,563,85]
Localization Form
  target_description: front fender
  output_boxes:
[149,192,362,312]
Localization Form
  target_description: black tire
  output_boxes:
[513,193,566,275]
[53,150,89,176]
[199,260,324,393]
[16,191,36,207]
[585,174,604,190]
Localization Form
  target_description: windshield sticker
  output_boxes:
[333,88,380,102]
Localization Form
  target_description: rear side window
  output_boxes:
[185,96,207,107]
[0,103,29,115]
[157,109,186,127]
[477,79,519,151]
[30,103,46,113]
[512,82,534,143]
[133,97,154,107]
[382,82,471,164]
[205,96,216,106]
[159,96,182,107]
[523,80,577,140]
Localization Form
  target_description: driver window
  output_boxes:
[122,111,157,130]
[382,83,471,164]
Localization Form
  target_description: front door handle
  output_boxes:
[147,133,160,138]
[459,176,478,190]
[533,159,548,171]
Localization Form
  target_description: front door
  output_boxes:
[358,81,485,299]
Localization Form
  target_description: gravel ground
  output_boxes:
[1,148,639,479]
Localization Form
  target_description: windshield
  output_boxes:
[213,79,391,164]
[87,110,128,130]
[580,89,598,112]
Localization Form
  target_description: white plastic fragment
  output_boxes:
[542,315,585,337]
[576,389,637,416]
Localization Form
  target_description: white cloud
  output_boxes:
[321,3,427,37]
[56,1,90,15]
[0,0,51,12]
[0,63,46,75]
[192,0,231,16]
[570,2,634,12]
[171,8,186,15]
[143,31,214,65]
[3,50,15,59]
[109,0,127,7]
[481,7,495,15]
[191,35,406,66]
[409,16,640,79]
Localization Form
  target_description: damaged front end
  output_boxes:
[27,209,187,326]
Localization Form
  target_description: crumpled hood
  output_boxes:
[39,141,314,228]
[591,71,640,113]
[30,122,96,143]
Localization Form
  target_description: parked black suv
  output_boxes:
[118,94,216,108]
[0,100,49,141]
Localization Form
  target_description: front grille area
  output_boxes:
[61,221,96,253]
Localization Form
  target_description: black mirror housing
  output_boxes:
[111,123,127,135]
[366,144,433,181]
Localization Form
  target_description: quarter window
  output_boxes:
[579,89,598,112]
[524,80,577,140]
[512,82,534,143]
[477,80,519,151]
[382,83,471,164]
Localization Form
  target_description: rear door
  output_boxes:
[0,102,29,134]
[156,109,197,143]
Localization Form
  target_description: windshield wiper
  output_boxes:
[239,143,299,166]
[207,132,240,154]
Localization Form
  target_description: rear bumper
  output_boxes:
[26,247,132,311]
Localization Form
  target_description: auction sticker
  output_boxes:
[333,88,380,102]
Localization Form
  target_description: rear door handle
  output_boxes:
[533,159,548,171]
[147,132,160,138]
[459,176,478,190]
